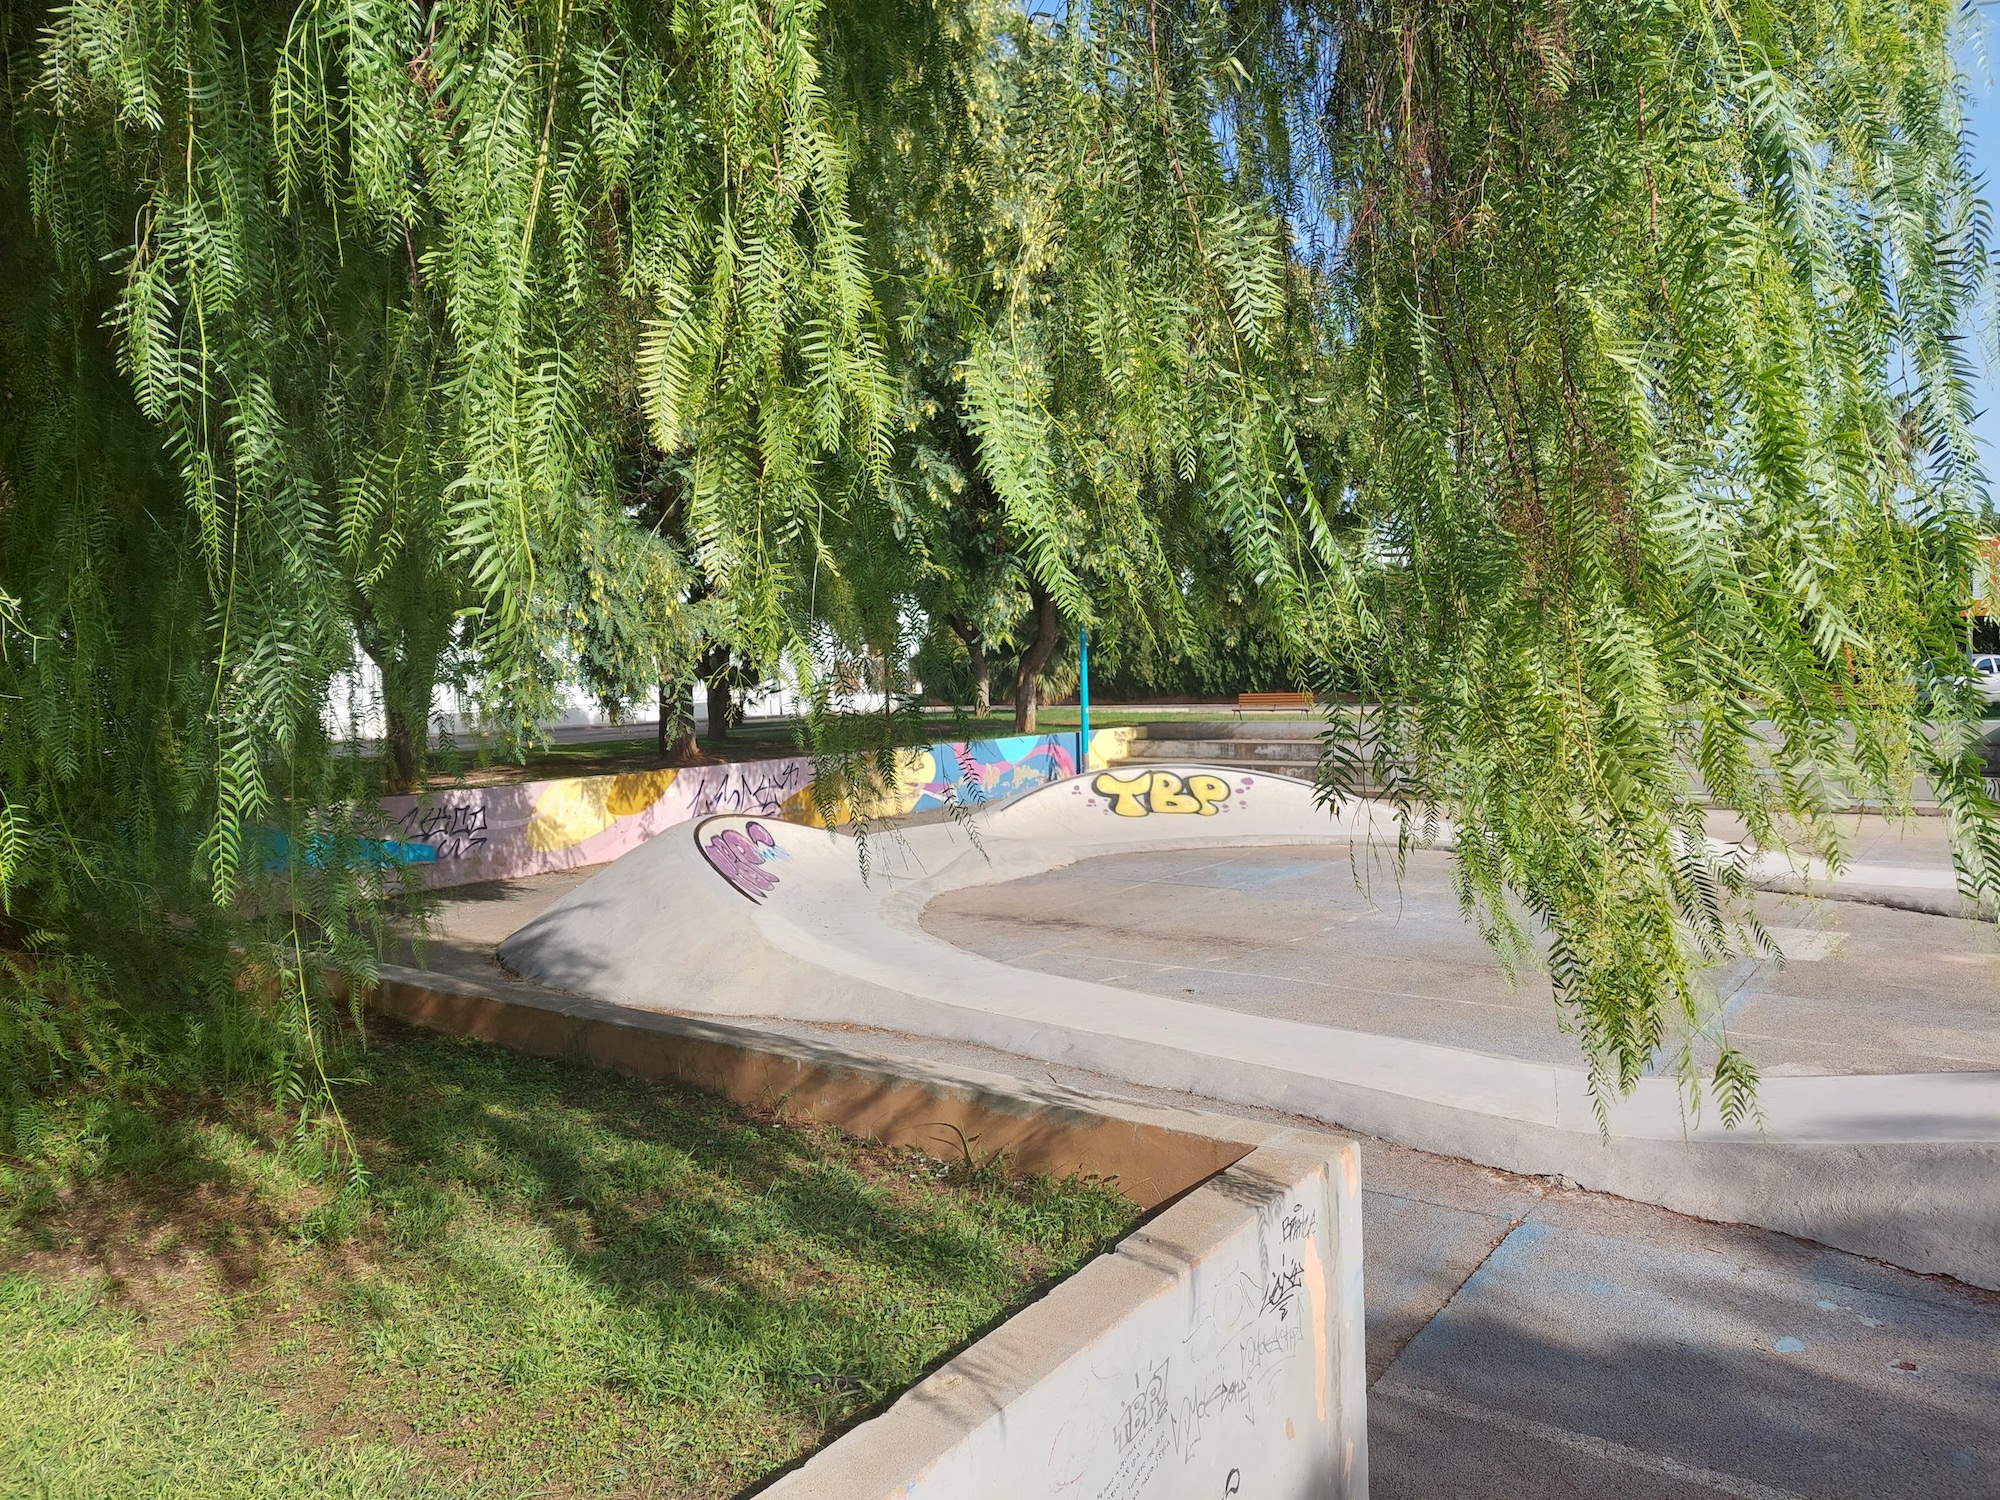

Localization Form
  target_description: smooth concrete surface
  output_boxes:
[494,770,2000,1286]
[409,857,2000,1500]
[765,1137,1367,1500]
[1369,1194,1999,1500]
[921,844,2000,1077]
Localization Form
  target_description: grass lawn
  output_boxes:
[0,1025,1136,1498]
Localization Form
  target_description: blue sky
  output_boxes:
[1965,14,2000,491]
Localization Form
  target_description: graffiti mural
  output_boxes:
[377,732,1106,888]
[697,817,790,903]
[1091,769,1236,817]
[909,734,1077,812]
[776,732,1103,827]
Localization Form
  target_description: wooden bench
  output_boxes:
[1236,691,1314,711]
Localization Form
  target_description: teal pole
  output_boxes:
[1078,628,1091,774]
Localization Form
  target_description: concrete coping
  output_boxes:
[363,964,1371,1499]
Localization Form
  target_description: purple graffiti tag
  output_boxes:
[699,818,788,903]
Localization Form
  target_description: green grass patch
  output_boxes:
[0,1025,1136,1497]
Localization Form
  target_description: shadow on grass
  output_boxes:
[0,1087,353,1294]
[0,1019,1135,1495]
[349,1023,1134,1468]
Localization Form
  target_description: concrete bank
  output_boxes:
[497,769,2000,1289]
[363,965,1369,1500]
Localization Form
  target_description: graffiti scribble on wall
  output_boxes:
[396,800,490,859]
[698,818,790,903]
[1091,769,1234,817]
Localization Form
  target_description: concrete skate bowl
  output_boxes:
[499,765,2000,1289]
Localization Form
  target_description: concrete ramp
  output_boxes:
[500,766,2000,1290]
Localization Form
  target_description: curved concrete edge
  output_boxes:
[498,767,2000,1289]
[355,962,1370,1500]
[762,1138,1366,1500]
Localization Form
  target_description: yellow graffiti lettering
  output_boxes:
[1091,768,1236,816]
[1185,774,1231,814]
[1092,770,1155,817]
[1147,771,1201,814]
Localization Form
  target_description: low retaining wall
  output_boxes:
[378,728,1139,888]
[363,964,1367,1499]
[767,1140,1364,1500]
[364,964,1245,1208]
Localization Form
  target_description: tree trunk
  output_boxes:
[948,616,990,716]
[1013,580,1060,734]
[384,705,420,795]
[658,679,701,764]
[353,559,460,798]
[704,667,732,746]
[357,624,435,796]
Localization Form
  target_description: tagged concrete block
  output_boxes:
[763,1140,1368,1500]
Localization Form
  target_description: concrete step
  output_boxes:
[1117,722,1328,773]
[1136,719,1324,743]
[1108,724,1402,794]
[1121,740,1321,769]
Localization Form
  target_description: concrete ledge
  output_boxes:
[366,965,1250,1210]
[1137,720,1324,741]
[763,1139,1366,1500]
[362,964,1369,1498]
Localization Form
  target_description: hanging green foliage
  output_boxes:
[0,0,1992,1136]
[1278,0,1998,1113]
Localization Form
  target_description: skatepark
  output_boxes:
[374,756,2000,1499]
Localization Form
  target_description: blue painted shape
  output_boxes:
[910,734,1078,812]
[260,829,439,873]
[1773,1336,1807,1353]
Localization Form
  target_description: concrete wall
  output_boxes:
[375,728,1137,888]
[764,1140,1366,1500]
[361,966,1368,1499]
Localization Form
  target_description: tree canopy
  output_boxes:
[0,0,1993,1133]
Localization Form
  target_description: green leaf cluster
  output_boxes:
[0,0,1992,1130]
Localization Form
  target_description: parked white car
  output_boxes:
[1970,654,2000,706]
